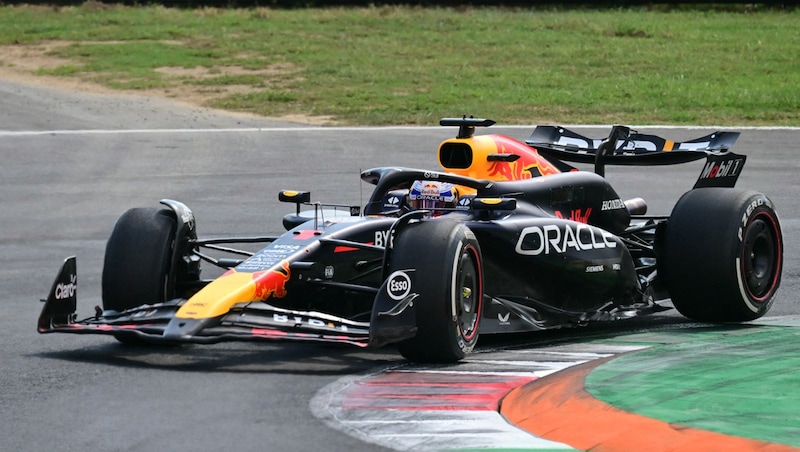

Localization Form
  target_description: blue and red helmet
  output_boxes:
[408,180,459,212]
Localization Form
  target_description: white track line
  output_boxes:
[2,124,799,137]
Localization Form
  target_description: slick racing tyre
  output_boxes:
[661,188,782,322]
[102,208,177,314]
[391,220,484,363]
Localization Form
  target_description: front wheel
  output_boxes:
[390,220,484,363]
[660,188,783,322]
[102,208,178,312]
[102,208,178,344]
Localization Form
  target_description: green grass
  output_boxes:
[0,4,798,125]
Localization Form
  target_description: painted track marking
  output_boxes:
[312,343,645,451]
[501,357,800,452]
[3,124,799,137]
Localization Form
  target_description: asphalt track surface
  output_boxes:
[1,77,799,451]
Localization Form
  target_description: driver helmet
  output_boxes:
[408,180,459,213]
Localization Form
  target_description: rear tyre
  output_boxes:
[391,220,483,363]
[102,208,177,343]
[661,188,782,322]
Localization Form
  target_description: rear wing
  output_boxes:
[526,125,744,187]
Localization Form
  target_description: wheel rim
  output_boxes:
[741,213,781,301]
[456,245,482,341]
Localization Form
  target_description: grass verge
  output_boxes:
[0,4,798,125]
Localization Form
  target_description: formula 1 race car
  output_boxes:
[39,117,784,363]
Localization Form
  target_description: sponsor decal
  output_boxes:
[738,197,768,241]
[384,196,401,208]
[515,223,617,256]
[487,138,560,180]
[743,198,765,223]
[699,158,744,180]
[272,314,349,332]
[180,210,195,231]
[601,199,625,211]
[488,160,555,181]
[488,159,529,180]
[252,260,291,300]
[585,265,604,273]
[54,274,77,300]
[416,194,443,201]
[497,312,511,325]
[236,245,300,271]
[386,270,412,301]
[374,229,395,248]
[694,153,747,188]
[555,208,591,224]
[419,182,441,197]
[273,244,301,251]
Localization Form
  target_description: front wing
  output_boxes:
[38,257,371,347]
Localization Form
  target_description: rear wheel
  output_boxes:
[661,188,782,322]
[102,208,177,343]
[390,220,483,363]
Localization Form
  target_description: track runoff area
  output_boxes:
[313,316,800,451]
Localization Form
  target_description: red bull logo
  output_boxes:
[252,260,291,300]
[486,136,560,181]
[555,208,592,224]
[439,134,562,183]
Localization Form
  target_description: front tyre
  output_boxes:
[661,188,783,322]
[391,220,483,363]
[102,208,177,312]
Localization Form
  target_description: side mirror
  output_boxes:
[279,191,311,215]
